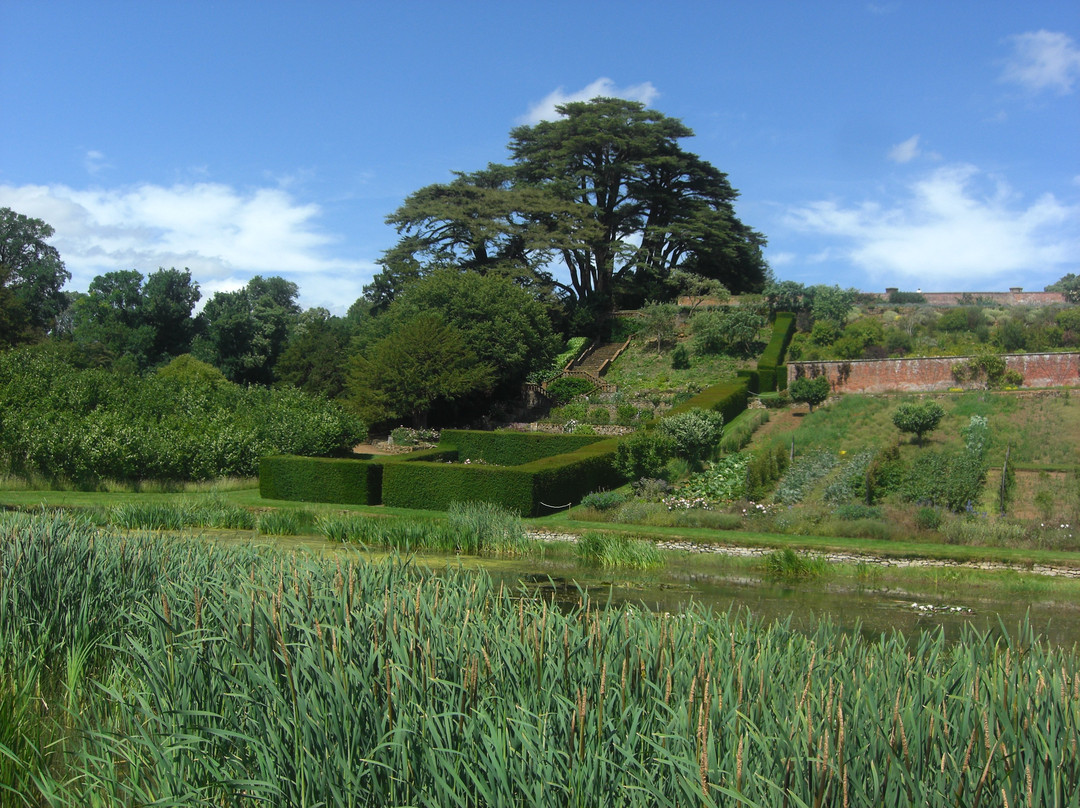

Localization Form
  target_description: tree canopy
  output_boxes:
[375,99,768,315]
[0,207,71,344]
[345,312,494,428]
[71,267,201,370]
[193,276,300,385]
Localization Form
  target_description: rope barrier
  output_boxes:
[539,501,572,511]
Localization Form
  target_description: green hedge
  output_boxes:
[757,312,797,392]
[665,379,751,425]
[441,430,605,466]
[260,455,384,505]
[383,434,622,516]
[382,462,535,514]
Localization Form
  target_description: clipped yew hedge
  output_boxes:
[757,311,797,392]
[383,433,621,516]
[260,455,384,505]
[259,431,622,515]
[665,379,751,425]
[441,430,605,466]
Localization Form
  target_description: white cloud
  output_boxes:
[1001,30,1080,94]
[0,182,372,313]
[783,164,1080,289]
[888,135,921,164]
[518,78,659,124]
[83,150,112,175]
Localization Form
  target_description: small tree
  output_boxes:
[789,375,830,412]
[640,301,678,355]
[892,400,945,446]
[656,408,724,470]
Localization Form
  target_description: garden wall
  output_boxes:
[788,352,1080,393]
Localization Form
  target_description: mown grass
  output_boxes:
[2,511,1077,806]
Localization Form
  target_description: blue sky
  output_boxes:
[2,1,1078,313]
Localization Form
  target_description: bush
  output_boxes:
[586,406,611,425]
[746,446,790,501]
[670,344,691,369]
[545,376,595,405]
[915,506,943,531]
[613,431,674,480]
[631,477,672,501]
[901,450,988,513]
[579,490,627,511]
[789,375,830,412]
[831,503,882,521]
[615,402,638,426]
[892,401,945,445]
[656,408,724,469]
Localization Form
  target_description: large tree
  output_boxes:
[345,312,494,428]
[377,99,767,312]
[0,207,71,344]
[70,267,201,369]
[193,275,300,385]
[358,268,558,396]
[509,97,768,306]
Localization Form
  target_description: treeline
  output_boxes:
[0,348,364,482]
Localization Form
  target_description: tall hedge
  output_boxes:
[757,312,797,392]
[260,455,383,505]
[441,430,606,466]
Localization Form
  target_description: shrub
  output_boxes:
[615,402,638,426]
[914,507,943,531]
[579,490,627,511]
[545,376,595,405]
[892,400,945,445]
[656,408,724,469]
[586,406,611,425]
[746,445,790,501]
[670,344,691,369]
[613,431,674,480]
[901,450,988,513]
[672,453,751,504]
[832,503,882,521]
[789,375,830,411]
[631,477,672,501]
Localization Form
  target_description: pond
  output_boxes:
[211,531,1080,646]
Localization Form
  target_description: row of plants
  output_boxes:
[0,348,365,483]
[2,511,1076,806]
[787,302,1080,363]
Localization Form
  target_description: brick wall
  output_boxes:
[872,290,1066,306]
[787,353,1080,393]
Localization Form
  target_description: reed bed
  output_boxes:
[575,531,664,569]
[109,496,257,531]
[2,511,1078,807]
[317,501,535,557]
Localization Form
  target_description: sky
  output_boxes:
[2,0,1078,314]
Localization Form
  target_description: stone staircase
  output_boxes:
[547,337,633,394]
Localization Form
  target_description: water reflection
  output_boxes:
[210,531,1080,646]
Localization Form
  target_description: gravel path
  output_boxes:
[526,531,1080,579]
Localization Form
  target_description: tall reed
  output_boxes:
[2,511,1077,807]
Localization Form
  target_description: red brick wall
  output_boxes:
[788,353,1080,393]
[871,291,1066,306]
